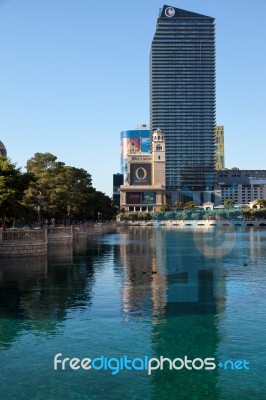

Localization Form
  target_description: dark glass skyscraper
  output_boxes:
[150,5,216,204]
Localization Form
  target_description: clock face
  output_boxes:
[165,7,175,17]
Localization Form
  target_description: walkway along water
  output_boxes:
[1,220,266,257]
[0,222,117,257]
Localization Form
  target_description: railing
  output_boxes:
[47,227,72,236]
[0,229,47,242]
[0,223,117,243]
[72,225,86,233]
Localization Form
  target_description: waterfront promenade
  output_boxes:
[1,220,265,257]
[125,219,266,228]
[0,222,117,257]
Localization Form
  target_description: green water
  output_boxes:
[0,227,266,399]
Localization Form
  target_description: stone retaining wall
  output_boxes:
[0,242,47,257]
[47,226,73,246]
[0,223,117,257]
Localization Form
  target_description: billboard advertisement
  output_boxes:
[126,192,156,204]
[142,192,156,204]
[141,138,150,153]
[126,192,141,204]
[130,164,152,185]
[120,130,150,179]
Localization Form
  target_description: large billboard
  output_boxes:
[142,192,156,204]
[130,164,152,185]
[126,192,141,204]
[120,130,150,179]
[126,192,156,205]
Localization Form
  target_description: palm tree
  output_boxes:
[174,201,183,209]
[254,199,266,209]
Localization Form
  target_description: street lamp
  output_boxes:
[67,205,71,226]
[37,192,45,227]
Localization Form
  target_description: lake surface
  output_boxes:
[0,226,266,400]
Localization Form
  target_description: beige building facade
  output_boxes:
[119,128,166,212]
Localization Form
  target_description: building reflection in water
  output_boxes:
[0,243,95,350]
[118,226,226,314]
[118,227,167,317]
[118,226,227,399]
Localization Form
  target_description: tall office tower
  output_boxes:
[150,5,216,205]
[215,125,225,170]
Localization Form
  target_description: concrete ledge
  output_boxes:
[125,220,266,228]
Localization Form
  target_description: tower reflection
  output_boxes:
[119,226,226,399]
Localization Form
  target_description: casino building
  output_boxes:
[150,5,216,205]
[119,128,166,212]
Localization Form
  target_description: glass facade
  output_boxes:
[150,5,216,193]
[112,173,124,205]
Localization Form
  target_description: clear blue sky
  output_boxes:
[0,0,265,196]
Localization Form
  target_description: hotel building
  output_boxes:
[119,128,166,212]
[217,169,266,205]
[150,5,216,205]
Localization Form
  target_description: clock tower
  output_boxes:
[152,128,165,187]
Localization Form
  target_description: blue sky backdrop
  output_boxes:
[0,0,265,196]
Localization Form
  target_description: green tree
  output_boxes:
[252,209,266,219]
[152,212,165,221]
[203,210,216,220]
[224,199,235,208]
[25,152,115,223]
[253,199,266,209]
[243,208,253,220]
[191,211,200,220]
[160,204,169,212]
[184,201,195,209]
[0,158,33,230]
[174,201,183,209]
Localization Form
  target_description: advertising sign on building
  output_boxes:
[130,164,152,185]
[142,192,156,204]
[126,192,141,204]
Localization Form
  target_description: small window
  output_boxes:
[156,145,162,151]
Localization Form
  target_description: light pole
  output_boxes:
[67,205,71,226]
[37,192,45,227]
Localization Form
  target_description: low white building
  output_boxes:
[217,169,266,205]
